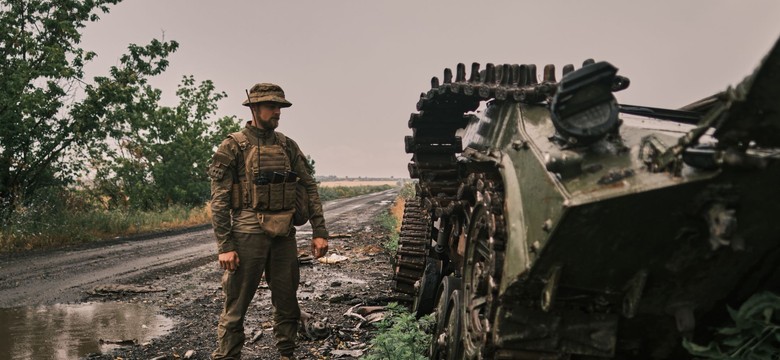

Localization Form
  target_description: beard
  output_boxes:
[257,117,279,130]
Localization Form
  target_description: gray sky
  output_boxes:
[80,0,780,178]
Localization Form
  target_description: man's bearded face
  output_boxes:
[252,103,281,130]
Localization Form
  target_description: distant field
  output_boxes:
[319,180,400,188]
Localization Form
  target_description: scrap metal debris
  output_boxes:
[298,253,314,265]
[318,253,349,264]
[249,328,263,344]
[331,349,365,358]
[329,233,352,239]
[343,305,388,329]
[300,310,330,340]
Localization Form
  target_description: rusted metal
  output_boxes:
[399,41,780,360]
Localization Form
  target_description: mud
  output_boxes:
[1,302,173,360]
[0,189,402,360]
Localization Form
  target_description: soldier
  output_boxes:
[208,83,329,360]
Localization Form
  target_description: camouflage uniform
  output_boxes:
[209,84,328,359]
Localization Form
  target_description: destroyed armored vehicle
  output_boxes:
[394,37,780,359]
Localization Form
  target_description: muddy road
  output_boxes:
[0,189,403,360]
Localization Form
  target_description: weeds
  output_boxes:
[0,204,210,253]
[377,206,400,254]
[318,185,393,202]
[364,303,434,360]
[683,292,780,359]
[398,181,416,201]
[377,183,414,258]
[0,183,394,253]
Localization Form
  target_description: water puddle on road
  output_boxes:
[0,302,173,360]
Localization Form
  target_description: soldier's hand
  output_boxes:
[218,251,240,271]
[311,237,328,259]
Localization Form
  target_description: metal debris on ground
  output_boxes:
[249,328,263,343]
[344,305,388,329]
[298,253,314,265]
[317,253,348,264]
[300,310,330,340]
[329,233,352,239]
[331,349,365,358]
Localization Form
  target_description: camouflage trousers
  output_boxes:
[213,231,300,359]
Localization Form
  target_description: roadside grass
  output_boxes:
[0,204,210,253]
[0,184,397,254]
[378,197,404,255]
[367,181,430,359]
[318,184,393,201]
[377,181,415,255]
[364,303,434,360]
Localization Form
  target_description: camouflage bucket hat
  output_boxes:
[242,83,292,107]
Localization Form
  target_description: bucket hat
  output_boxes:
[242,83,292,107]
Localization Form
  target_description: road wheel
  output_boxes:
[413,258,442,317]
[430,275,461,359]
[462,176,505,359]
[445,289,464,360]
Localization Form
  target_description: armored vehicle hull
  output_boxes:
[394,38,780,359]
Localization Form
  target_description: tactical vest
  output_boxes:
[228,131,298,213]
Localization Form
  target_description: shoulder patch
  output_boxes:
[208,163,227,181]
[208,152,232,181]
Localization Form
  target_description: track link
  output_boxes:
[393,198,431,295]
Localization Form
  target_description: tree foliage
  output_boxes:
[91,76,239,209]
[0,0,239,217]
[0,0,179,215]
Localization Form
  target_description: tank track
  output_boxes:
[399,62,626,358]
[396,62,568,293]
[392,198,431,295]
[406,61,629,208]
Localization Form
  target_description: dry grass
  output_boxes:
[0,204,212,253]
[390,197,405,232]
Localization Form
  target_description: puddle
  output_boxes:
[0,302,173,360]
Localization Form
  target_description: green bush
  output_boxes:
[364,303,434,360]
[683,292,780,359]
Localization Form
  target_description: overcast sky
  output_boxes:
[80,0,780,178]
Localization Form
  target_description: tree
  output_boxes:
[0,0,177,217]
[91,76,239,209]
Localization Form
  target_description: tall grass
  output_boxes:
[377,193,406,255]
[0,204,210,253]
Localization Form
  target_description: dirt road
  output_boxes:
[0,189,402,359]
